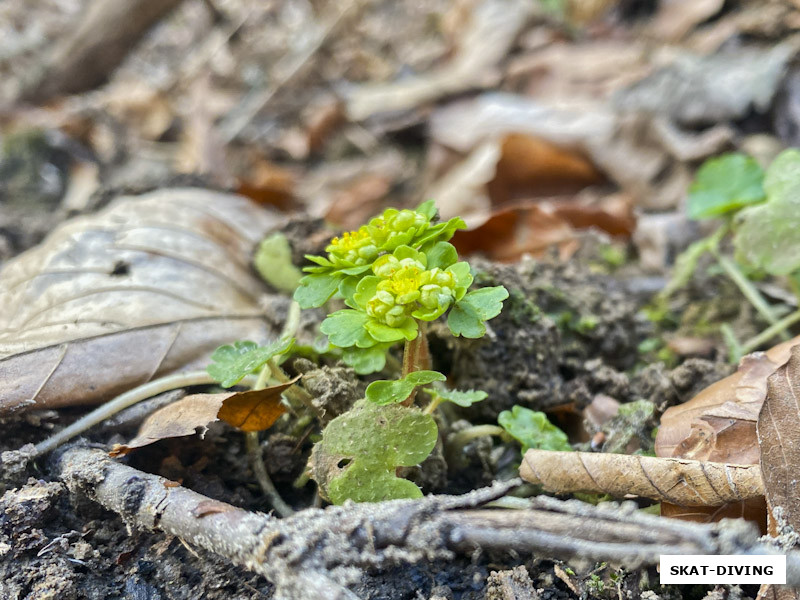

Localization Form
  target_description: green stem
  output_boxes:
[741,308,800,355]
[423,396,443,415]
[712,250,789,340]
[33,371,257,458]
[445,424,507,467]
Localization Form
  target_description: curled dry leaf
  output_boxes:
[520,449,764,506]
[109,376,299,456]
[0,188,283,415]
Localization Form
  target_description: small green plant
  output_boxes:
[659,149,800,360]
[498,405,572,454]
[304,201,508,503]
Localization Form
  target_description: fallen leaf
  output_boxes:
[520,449,764,506]
[345,0,532,120]
[655,336,800,463]
[451,197,635,263]
[0,188,284,414]
[648,0,724,41]
[109,377,299,456]
[236,158,297,211]
[758,345,800,530]
[324,174,391,230]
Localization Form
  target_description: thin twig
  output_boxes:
[245,431,294,517]
[32,371,256,458]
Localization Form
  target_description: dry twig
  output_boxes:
[51,447,800,599]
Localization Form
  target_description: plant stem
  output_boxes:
[741,308,800,355]
[245,431,293,517]
[712,250,790,340]
[423,396,443,415]
[448,424,506,448]
[401,320,430,407]
[247,362,294,516]
[33,371,257,458]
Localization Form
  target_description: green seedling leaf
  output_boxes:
[366,370,446,405]
[688,153,765,220]
[294,273,341,308]
[424,386,487,407]
[659,227,725,299]
[734,149,800,275]
[312,400,438,504]
[254,232,303,294]
[207,338,294,388]
[498,405,571,454]
[342,344,389,374]
[320,309,372,348]
[447,285,509,338]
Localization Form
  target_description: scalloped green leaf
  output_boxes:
[688,153,765,220]
[294,273,341,308]
[425,242,458,270]
[366,370,445,405]
[320,309,371,348]
[207,338,294,388]
[315,400,438,504]
[416,200,437,220]
[426,386,487,407]
[498,405,571,454]
[734,149,800,275]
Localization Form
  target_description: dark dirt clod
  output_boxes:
[293,359,363,424]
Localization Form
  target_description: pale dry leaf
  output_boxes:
[109,377,299,456]
[520,449,764,506]
[649,0,724,41]
[0,188,283,414]
[345,0,531,120]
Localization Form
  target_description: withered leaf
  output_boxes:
[758,345,800,531]
[109,376,299,456]
[655,336,800,464]
[0,188,283,415]
[520,449,764,506]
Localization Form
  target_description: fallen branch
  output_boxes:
[51,447,800,599]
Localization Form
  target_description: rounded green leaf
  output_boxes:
[366,379,416,405]
[342,345,388,374]
[688,153,765,220]
[498,405,571,454]
[425,242,458,270]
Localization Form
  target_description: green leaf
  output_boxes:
[320,310,371,348]
[366,370,446,405]
[734,149,800,275]
[688,153,765,220]
[342,344,388,374]
[498,405,571,454]
[365,318,418,343]
[425,386,487,407]
[254,233,303,294]
[447,299,485,338]
[447,285,508,338]
[425,242,458,270]
[352,276,380,308]
[207,338,294,388]
[294,273,340,308]
[314,400,438,504]
[416,199,437,220]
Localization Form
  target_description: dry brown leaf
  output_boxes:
[236,159,297,212]
[324,174,391,230]
[109,377,299,456]
[0,188,283,414]
[655,336,800,463]
[758,345,800,531]
[520,449,764,506]
[451,197,635,263]
[452,204,578,262]
[660,498,767,531]
[488,134,604,204]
